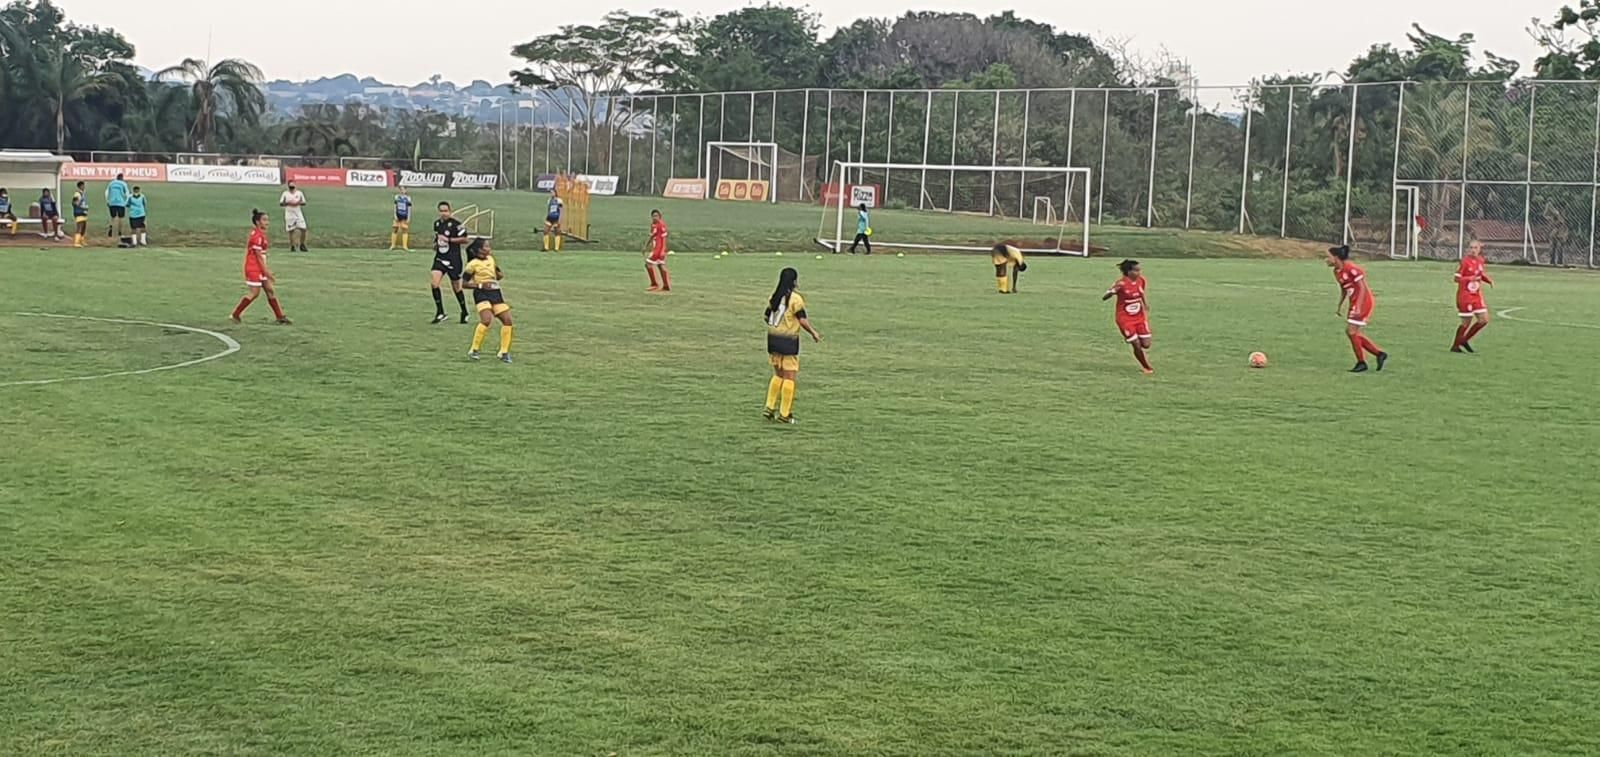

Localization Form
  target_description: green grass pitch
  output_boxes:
[2,186,1599,754]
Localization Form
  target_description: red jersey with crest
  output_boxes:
[649,218,668,259]
[1336,262,1374,322]
[244,227,268,282]
[1110,275,1150,340]
[1454,256,1491,314]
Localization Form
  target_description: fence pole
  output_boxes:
[1097,91,1109,225]
[625,96,634,193]
[989,90,1000,216]
[949,90,960,210]
[771,91,779,199]
[823,90,833,189]
[1459,84,1472,260]
[1523,84,1537,262]
[1185,100,1196,229]
[565,98,574,174]
[799,90,811,202]
[1067,90,1078,221]
[748,91,757,179]
[650,96,659,194]
[1019,89,1031,218]
[1239,93,1253,234]
[859,91,869,185]
[513,105,520,190]
[1146,90,1159,228]
[668,95,679,181]
[1591,84,1599,268]
[919,90,932,210]
[529,102,537,190]
[606,98,616,176]
[720,92,727,145]
[1388,83,1406,257]
[498,104,506,184]
[544,95,552,175]
[698,94,707,178]
[885,92,895,203]
[1282,86,1296,238]
[1341,83,1360,246]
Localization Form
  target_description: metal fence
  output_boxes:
[492,80,1600,267]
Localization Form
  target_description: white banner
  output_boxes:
[576,174,619,196]
[166,164,281,185]
[399,170,447,188]
[345,169,391,188]
[850,184,879,208]
[449,171,498,190]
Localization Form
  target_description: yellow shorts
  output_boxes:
[394,218,410,229]
[769,353,798,372]
[544,220,560,232]
[74,215,88,224]
[476,301,511,315]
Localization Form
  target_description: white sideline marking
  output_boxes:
[0,312,242,387]
[1497,307,1600,331]
[1215,282,1317,295]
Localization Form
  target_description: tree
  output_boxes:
[674,5,822,91]
[36,47,123,151]
[1533,1,1600,77]
[157,57,266,152]
[510,9,689,167]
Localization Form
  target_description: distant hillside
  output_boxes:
[258,74,550,123]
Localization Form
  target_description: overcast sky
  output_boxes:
[58,0,1544,87]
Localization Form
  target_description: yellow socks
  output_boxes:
[389,231,397,249]
[554,235,562,251]
[401,233,409,250]
[73,233,84,247]
[997,276,1009,293]
[765,376,783,410]
[7,220,15,235]
[779,379,796,417]
[471,323,489,352]
[498,325,513,355]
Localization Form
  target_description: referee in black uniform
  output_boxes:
[430,201,472,324]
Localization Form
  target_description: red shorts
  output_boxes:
[1117,316,1151,342]
[1347,298,1374,327]
[245,267,266,287]
[647,246,667,265]
[1456,291,1486,317]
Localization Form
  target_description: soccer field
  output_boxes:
[4,244,1600,753]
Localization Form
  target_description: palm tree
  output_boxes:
[37,48,122,152]
[282,105,357,158]
[157,57,265,152]
[0,13,31,141]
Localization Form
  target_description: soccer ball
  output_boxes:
[1249,351,1268,369]
[865,227,873,237]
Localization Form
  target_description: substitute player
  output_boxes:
[430,201,472,324]
[543,192,563,251]
[991,242,1027,293]
[1451,240,1494,353]
[1103,259,1153,374]
[106,172,130,246]
[127,186,148,246]
[1328,244,1388,373]
[763,267,821,424]
[463,238,514,364]
[0,188,17,236]
[230,209,292,324]
[71,180,89,247]
[389,188,413,251]
[38,188,63,239]
[645,208,671,292]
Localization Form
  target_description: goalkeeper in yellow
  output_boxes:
[462,237,515,363]
[991,243,1027,293]
[542,193,563,251]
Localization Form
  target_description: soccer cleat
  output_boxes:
[276,317,293,325]
[1461,342,1475,354]
[467,351,481,361]
[460,314,470,324]
[1140,367,1154,375]
[775,414,797,425]
[646,285,661,292]
[229,314,241,324]
[1350,362,1370,373]
[1375,352,1389,372]
[762,408,776,421]
[498,353,513,364]
[299,245,309,253]
[432,313,448,324]
[1451,346,1465,354]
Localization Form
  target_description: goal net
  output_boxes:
[705,141,779,203]
[816,161,1092,255]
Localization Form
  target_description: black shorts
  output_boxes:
[473,289,506,307]
[432,252,463,280]
[108,205,127,219]
[766,333,800,356]
[130,216,146,230]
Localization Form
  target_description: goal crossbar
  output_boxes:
[819,160,1092,256]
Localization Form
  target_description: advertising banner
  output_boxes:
[447,171,498,190]
[167,164,282,185]
[819,183,881,208]
[576,174,619,196]
[662,178,708,200]
[535,174,558,193]
[60,162,167,182]
[398,170,447,188]
[284,167,346,187]
[345,169,392,188]
[714,179,770,202]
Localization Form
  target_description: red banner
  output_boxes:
[820,183,881,208]
[715,179,770,202]
[284,167,346,187]
[60,162,167,182]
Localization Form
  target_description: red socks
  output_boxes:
[1349,334,1366,361]
[268,298,285,319]
[1358,335,1383,357]
[1453,324,1471,349]
[1132,345,1153,372]
[1465,322,1487,343]
[232,297,252,319]
[646,265,659,288]
[658,267,671,291]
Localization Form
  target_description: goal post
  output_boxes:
[816,160,1092,255]
[705,141,779,204]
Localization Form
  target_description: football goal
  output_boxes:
[816,161,1092,255]
[705,141,779,204]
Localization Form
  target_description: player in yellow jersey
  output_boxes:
[762,267,821,424]
[991,242,1027,293]
[462,237,515,363]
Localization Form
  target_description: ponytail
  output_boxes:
[765,267,799,318]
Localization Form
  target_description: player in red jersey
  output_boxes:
[230,208,291,325]
[1451,240,1494,353]
[1327,245,1385,372]
[644,208,671,292]
[1102,259,1153,374]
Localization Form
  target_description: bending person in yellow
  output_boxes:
[763,267,821,425]
[462,238,515,364]
[991,243,1027,293]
